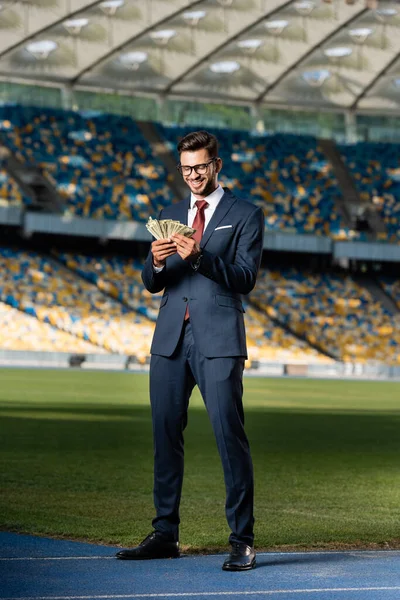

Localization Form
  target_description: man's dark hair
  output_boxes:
[177,130,219,158]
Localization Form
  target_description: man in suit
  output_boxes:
[116,130,264,571]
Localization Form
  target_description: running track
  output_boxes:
[1,533,400,600]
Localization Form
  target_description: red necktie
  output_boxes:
[184,200,208,320]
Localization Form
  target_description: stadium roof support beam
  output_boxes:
[350,50,400,111]
[255,6,368,104]
[163,0,294,95]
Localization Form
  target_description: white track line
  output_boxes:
[2,549,400,561]
[0,557,114,561]
[1,550,400,564]
[2,589,400,599]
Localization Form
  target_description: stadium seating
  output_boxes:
[244,302,332,364]
[160,124,348,237]
[1,105,351,237]
[0,247,154,361]
[1,244,400,365]
[0,300,103,353]
[53,251,161,321]
[0,106,173,220]
[2,104,400,243]
[252,268,400,365]
[54,250,330,364]
[339,142,400,243]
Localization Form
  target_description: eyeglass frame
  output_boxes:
[176,156,219,177]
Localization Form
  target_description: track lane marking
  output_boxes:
[2,588,400,599]
[0,557,114,561]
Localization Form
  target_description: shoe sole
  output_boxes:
[222,558,256,571]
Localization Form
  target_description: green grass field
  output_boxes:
[1,368,400,552]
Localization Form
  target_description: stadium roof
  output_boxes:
[1,0,400,113]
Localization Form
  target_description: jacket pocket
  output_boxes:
[160,294,168,308]
[215,294,245,313]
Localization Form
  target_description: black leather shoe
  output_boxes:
[116,532,180,560]
[222,543,256,571]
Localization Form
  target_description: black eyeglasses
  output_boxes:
[177,157,218,177]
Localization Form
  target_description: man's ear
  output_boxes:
[216,157,223,173]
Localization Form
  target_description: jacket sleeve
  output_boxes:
[141,246,168,294]
[141,209,168,294]
[197,206,264,295]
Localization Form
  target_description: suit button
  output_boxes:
[183,297,188,302]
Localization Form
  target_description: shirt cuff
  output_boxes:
[153,264,165,273]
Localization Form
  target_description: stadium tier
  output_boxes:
[2,105,400,243]
[339,142,400,243]
[243,303,332,365]
[252,269,400,365]
[53,251,331,365]
[1,246,399,365]
[0,247,154,361]
[0,300,103,353]
[53,251,161,322]
[0,106,348,238]
[160,124,347,237]
[0,106,173,220]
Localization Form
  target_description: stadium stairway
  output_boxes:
[319,138,386,237]
[137,121,187,203]
[354,275,400,316]
[248,297,338,362]
[1,146,64,213]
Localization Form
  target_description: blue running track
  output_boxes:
[1,532,400,600]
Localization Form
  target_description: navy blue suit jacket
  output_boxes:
[141,188,264,358]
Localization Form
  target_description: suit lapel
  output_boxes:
[201,190,236,249]
[171,196,190,225]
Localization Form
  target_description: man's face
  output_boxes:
[179,148,221,198]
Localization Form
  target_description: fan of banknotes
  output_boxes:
[146,216,196,240]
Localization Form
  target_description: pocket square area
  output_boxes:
[215,225,233,231]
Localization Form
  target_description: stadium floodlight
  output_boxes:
[100,0,124,16]
[237,39,262,53]
[63,18,89,36]
[26,40,58,60]
[294,1,315,16]
[210,60,240,74]
[375,8,397,49]
[302,69,330,87]
[183,10,206,26]
[324,46,352,59]
[264,19,289,35]
[119,51,148,70]
[375,7,397,21]
[349,27,373,43]
[150,29,176,45]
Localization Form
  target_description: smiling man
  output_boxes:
[116,130,264,571]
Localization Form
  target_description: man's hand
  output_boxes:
[151,238,177,268]
[171,233,201,262]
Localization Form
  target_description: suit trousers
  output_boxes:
[149,320,254,546]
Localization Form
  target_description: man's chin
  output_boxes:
[189,183,206,195]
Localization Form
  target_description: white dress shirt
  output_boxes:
[188,184,225,230]
[153,184,224,272]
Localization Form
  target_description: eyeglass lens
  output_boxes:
[180,158,216,176]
